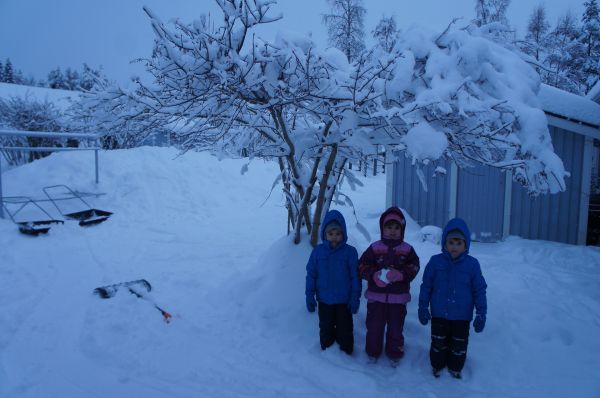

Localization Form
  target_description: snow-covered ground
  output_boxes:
[0,147,599,398]
[0,82,79,111]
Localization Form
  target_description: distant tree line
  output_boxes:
[326,0,599,96]
[517,0,599,95]
[0,58,106,91]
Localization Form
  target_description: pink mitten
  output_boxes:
[373,271,388,288]
[387,269,404,282]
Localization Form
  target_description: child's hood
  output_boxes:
[320,210,348,244]
[442,217,471,254]
[379,206,406,241]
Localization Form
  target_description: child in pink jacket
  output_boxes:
[359,207,420,367]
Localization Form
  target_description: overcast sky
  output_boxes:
[0,0,582,84]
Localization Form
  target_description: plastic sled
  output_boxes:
[42,185,112,226]
[2,196,64,236]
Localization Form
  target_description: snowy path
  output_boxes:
[1,148,599,397]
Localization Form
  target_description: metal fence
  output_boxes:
[0,129,100,219]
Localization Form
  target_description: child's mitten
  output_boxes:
[386,269,404,282]
[306,295,317,313]
[473,314,486,333]
[373,270,388,288]
[418,307,431,325]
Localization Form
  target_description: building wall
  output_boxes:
[509,126,585,244]
[391,155,451,228]
[391,125,589,245]
[456,164,505,242]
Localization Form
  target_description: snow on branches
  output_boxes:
[76,0,566,245]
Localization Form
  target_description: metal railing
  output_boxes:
[0,129,101,219]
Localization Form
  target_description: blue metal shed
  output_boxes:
[387,85,600,245]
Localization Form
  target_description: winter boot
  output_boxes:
[389,358,400,368]
[367,356,378,364]
[448,369,462,379]
[432,368,442,378]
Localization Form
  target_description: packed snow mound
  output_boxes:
[0,147,599,398]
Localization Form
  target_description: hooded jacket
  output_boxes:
[305,210,361,305]
[359,207,420,304]
[418,218,487,320]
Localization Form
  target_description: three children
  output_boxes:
[305,209,488,379]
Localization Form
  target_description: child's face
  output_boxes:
[383,222,402,240]
[445,237,466,258]
[326,229,343,247]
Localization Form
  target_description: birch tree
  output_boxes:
[372,15,400,53]
[322,0,366,62]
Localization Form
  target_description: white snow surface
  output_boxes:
[0,82,79,111]
[1,147,599,398]
[538,83,600,127]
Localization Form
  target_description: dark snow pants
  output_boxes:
[318,302,354,355]
[430,318,470,372]
[365,301,407,359]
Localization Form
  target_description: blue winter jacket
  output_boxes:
[418,218,487,321]
[305,210,361,306]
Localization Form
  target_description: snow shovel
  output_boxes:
[93,279,173,323]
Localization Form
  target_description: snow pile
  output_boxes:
[420,225,443,244]
[0,147,599,397]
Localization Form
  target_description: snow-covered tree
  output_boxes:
[47,67,66,89]
[0,95,65,164]
[372,15,400,53]
[322,0,366,62]
[0,60,4,82]
[76,0,566,246]
[542,11,586,94]
[472,0,516,47]
[3,58,14,83]
[79,63,106,91]
[474,0,511,26]
[582,0,600,92]
[522,4,550,63]
[64,68,80,91]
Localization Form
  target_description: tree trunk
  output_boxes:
[310,143,339,246]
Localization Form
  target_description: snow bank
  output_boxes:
[1,147,599,397]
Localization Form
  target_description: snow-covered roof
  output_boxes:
[586,80,600,104]
[538,84,600,129]
[0,82,79,111]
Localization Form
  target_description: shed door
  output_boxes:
[456,164,505,242]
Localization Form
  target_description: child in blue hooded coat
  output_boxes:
[418,218,487,379]
[305,210,361,355]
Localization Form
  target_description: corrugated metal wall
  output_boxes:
[509,126,584,244]
[392,155,451,227]
[392,125,586,244]
[456,164,505,242]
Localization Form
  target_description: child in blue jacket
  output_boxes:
[418,218,487,379]
[305,210,361,355]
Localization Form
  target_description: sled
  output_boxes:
[1,196,64,236]
[42,184,112,226]
[94,279,172,323]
